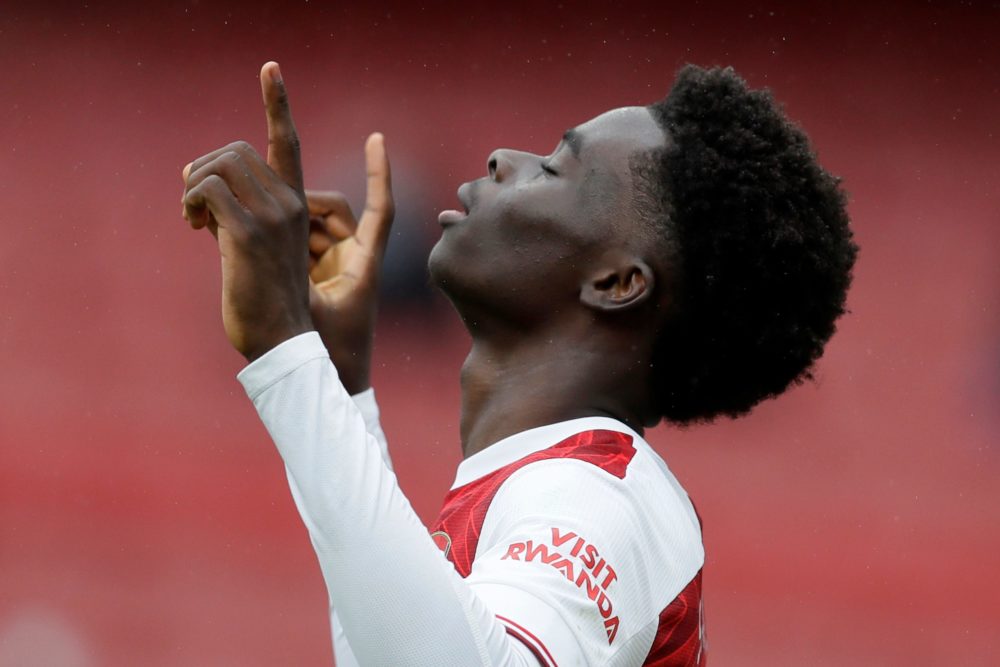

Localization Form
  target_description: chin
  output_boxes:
[427,229,553,331]
[427,236,452,290]
[427,237,493,326]
[427,236,468,304]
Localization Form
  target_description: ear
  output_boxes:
[580,259,655,312]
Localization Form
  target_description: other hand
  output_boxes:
[305,134,395,394]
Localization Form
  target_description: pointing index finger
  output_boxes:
[260,61,304,193]
[356,132,395,252]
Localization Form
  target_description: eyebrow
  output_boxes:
[561,128,584,160]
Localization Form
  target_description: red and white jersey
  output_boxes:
[238,332,706,666]
[430,420,706,666]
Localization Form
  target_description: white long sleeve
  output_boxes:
[286,387,390,667]
[239,333,540,666]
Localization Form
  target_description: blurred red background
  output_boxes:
[2,2,998,665]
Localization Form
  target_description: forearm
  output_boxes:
[346,386,392,471]
[285,387,389,665]
[316,325,373,396]
[240,333,536,666]
[283,474,360,666]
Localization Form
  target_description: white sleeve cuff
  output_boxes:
[237,332,329,400]
[349,386,380,426]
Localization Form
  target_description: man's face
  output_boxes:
[428,106,667,326]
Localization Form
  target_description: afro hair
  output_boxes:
[637,65,858,424]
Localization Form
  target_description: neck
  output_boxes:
[458,322,651,458]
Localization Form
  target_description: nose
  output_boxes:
[487,149,508,182]
[487,149,533,182]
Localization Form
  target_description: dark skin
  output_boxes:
[430,107,673,455]
[182,62,394,394]
[182,62,671,459]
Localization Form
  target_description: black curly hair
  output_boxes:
[635,65,858,424]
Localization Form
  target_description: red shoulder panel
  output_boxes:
[429,429,636,577]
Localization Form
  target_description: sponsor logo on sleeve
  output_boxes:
[500,527,621,644]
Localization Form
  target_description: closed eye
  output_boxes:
[540,161,558,177]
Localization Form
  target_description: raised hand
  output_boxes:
[181,62,313,362]
[305,134,395,394]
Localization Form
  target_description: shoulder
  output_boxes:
[475,428,704,603]
[466,427,705,657]
[480,429,703,569]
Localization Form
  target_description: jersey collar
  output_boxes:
[451,416,642,489]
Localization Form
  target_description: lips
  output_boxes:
[438,182,473,226]
[437,209,467,226]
